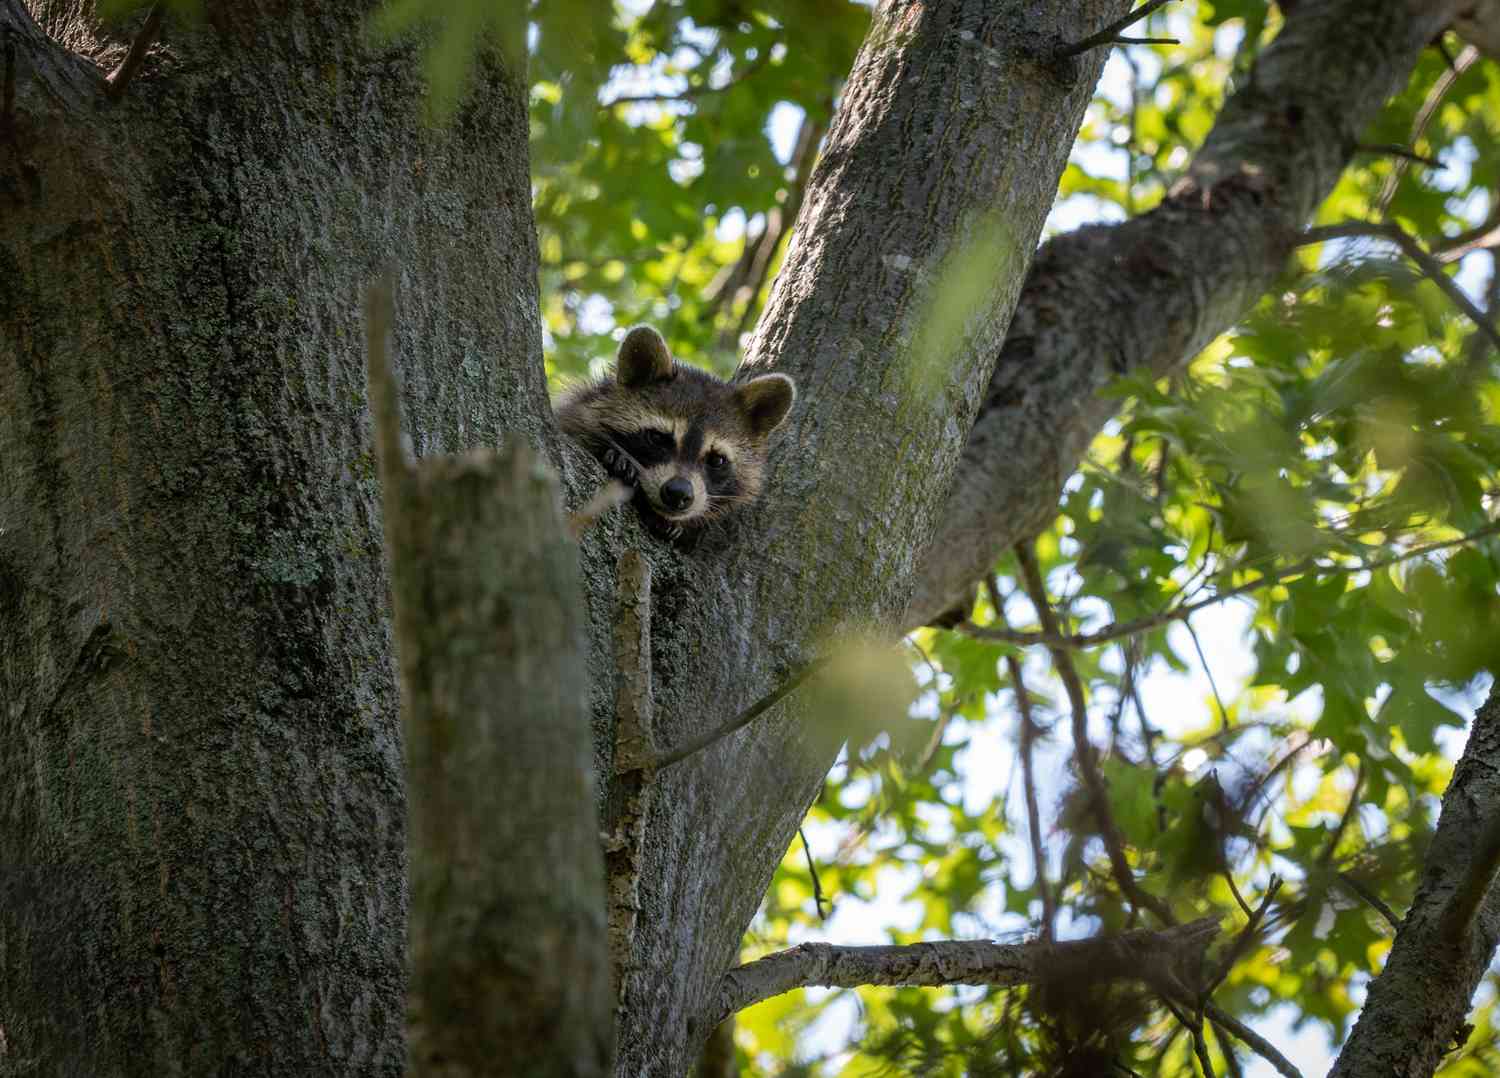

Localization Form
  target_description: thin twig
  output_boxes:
[727,111,826,344]
[1376,44,1478,217]
[960,521,1500,651]
[1354,142,1443,170]
[1334,871,1401,931]
[1436,204,1500,264]
[105,3,164,99]
[602,51,770,108]
[1057,0,1177,58]
[1300,221,1500,357]
[904,638,959,777]
[1184,617,1227,729]
[799,827,830,921]
[1241,735,1313,824]
[995,592,1056,940]
[1113,35,1178,46]
[1205,875,1282,996]
[1318,762,1364,866]
[1219,1028,1246,1078]
[1015,542,1176,924]
[1203,1004,1302,1078]
[651,657,830,770]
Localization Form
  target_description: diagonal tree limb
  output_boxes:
[905,0,1470,629]
[1328,684,1500,1076]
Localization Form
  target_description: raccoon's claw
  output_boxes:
[664,524,684,541]
[602,447,639,486]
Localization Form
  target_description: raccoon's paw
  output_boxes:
[602,447,639,487]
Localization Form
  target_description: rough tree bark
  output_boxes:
[1329,683,1500,1078]
[1,2,545,1072]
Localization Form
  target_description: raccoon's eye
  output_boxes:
[705,450,729,471]
[645,429,675,451]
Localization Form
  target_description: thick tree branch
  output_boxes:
[711,917,1220,1026]
[907,0,1469,628]
[619,5,1133,1066]
[1329,684,1500,1076]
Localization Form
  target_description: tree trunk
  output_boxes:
[0,2,543,1072]
[367,286,611,1078]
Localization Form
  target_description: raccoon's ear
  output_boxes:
[615,326,675,388]
[736,373,797,439]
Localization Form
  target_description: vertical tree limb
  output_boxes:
[604,548,656,1039]
[368,282,612,1077]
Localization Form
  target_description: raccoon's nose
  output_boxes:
[661,477,694,512]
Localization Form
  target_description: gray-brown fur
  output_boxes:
[556,326,796,538]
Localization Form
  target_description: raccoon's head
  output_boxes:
[558,325,797,531]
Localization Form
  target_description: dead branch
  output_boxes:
[712,917,1220,1026]
[1058,0,1178,58]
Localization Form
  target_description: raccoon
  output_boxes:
[556,325,797,539]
